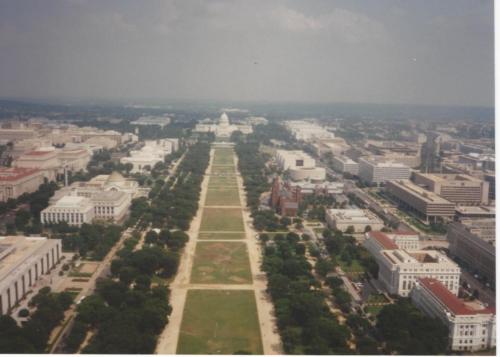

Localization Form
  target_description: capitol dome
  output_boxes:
[219,112,229,125]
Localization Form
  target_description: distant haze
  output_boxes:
[0,0,494,107]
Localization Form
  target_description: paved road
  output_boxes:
[460,271,496,307]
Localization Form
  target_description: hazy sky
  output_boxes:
[0,0,494,106]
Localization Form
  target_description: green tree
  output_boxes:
[15,209,32,230]
[166,230,189,251]
[377,299,448,355]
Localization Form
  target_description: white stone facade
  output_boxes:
[275,149,326,181]
[92,191,130,223]
[411,278,495,352]
[0,236,62,314]
[358,157,411,185]
[331,155,359,175]
[121,138,178,173]
[284,120,334,141]
[372,248,460,297]
[194,112,252,137]
[41,196,95,226]
[325,208,384,233]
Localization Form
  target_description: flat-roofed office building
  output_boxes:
[367,247,460,297]
[0,167,45,201]
[331,155,359,176]
[0,129,36,142]
[455,206,495,220]
[358,158,411,185]
[325,208,384,233]
[386,179,455,223]
[41,195,95,226]
[13,149,59,181]
[484,173,495,200]
[447,220,495,283]
[0,236,62,314]
[364,230,420,255]
[411,278,495,352]
[275,150,326,181]
[413,172,489,205]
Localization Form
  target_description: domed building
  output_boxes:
[42,170,149,226]
[194,112,253,138]
[49,171,149,205]
[219,112,230,126]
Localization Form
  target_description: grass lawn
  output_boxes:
[177,290,263,354]
[68,271,93,278]
[208,175,238,187]
[191,242,252,284]
[199,232,246,240]
[213,156,235,166]
[71,278,90,282]
[64,288,83,301]
[211,165,236,175]
[365,305,383,316]
[205,188,241,206]
[200,208,245,232]
[213,149,235,165]
[338,257,365,276]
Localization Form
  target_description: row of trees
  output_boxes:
[262,232,351,354]
[234,141,271,210]
[0,287,73,353]
[147,142,210,230]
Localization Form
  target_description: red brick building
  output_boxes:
[270,177,302,216]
